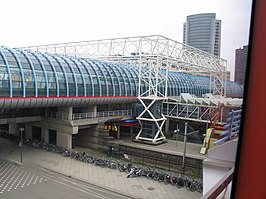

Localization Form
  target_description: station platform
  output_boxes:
[116,137,206,161]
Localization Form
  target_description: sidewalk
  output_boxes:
[0,138,202,199]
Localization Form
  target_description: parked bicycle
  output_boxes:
[2,134,203,193]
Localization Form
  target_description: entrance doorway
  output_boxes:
[32,126,41,141]
[49,130,57,145]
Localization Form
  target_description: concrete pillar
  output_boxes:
[9,123,17,135]
[44,107,49,117]
[76,125,99,149]
[57,107,73,120]
[82,105,97,112]
[25,124,32,138]
[81,105,97,117]
[165,119,170,133]
[130,126,134,138]
[57,131,72,149]
[41,128,49,143]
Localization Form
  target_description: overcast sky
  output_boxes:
[0,0,252,80]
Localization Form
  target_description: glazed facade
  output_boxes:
[0,46,242,101]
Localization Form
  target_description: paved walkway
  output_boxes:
[0,138,203,199]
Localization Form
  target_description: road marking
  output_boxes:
[0,159,47,194]
[27,174,35,186]
[39,168,115,199]
[40,167,129,199]
[33,175,39,185]
[41,170,130,199]
[47,177,107,199]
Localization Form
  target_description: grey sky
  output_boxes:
[0,0,252,80]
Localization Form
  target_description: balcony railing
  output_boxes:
[47,109,132,121]
[72,109,132,120]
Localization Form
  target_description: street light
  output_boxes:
[174,127,180,147]
[182,123,188,172]
[19,127,24,163]
[182,122,199,172]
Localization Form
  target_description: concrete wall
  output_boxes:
[202,139,238,198]
[0,116,41,126]
[57,131,72,149]
[76,124,115,152]
[57,107,73,120]
[32,119,78,134]
[23,123,73,149]
[9,123,17,135]
[42,128,49,143]
[203,162,232,198]
[76,125,99,149]
[119,144,203,177]
[25,124,32,138]
[80,106,97,114]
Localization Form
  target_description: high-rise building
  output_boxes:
[183,13,221,57]
[235,45,248,85]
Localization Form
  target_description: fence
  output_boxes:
[213,109,242,145]
[48,109,132,121]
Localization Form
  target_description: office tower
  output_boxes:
[183,13,221,56]
[235,45,248,85]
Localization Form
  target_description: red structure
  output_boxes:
[118,120,140,127]
[232,1,266,198]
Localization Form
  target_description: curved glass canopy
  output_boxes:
[0,46,243,98]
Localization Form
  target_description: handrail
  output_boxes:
[213,109,242,145]
[47,109,132,121]
[201,167,234,199]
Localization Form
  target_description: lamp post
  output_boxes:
[181,122,199,172]
[182,122,188,171]
[19,127,24,163]
[174,123,180,146]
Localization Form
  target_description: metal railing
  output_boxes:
[213,109,242,145]
[47,109,132,121]
[72,109,132,120]
[48,111,70,120]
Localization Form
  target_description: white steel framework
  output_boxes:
[164,94,242,123]
[21,35,227,96]
[135,54,168,143]
[22,35,227,144]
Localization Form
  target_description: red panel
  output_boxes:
[233,1,266,198]
[118,121,140,127]
[0,96,137,100]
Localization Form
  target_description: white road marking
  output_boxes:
[48,177,107,199]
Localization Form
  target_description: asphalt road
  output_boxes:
[0,159,133,199]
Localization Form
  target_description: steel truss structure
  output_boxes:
[164,94,242,123]
[22,35,227,144]
[22,35,227,96]
[135,55,168,143]
[165,100,224,124]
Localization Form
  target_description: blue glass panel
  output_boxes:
[3,47,25,97]
[69,58,86,97]
[40,53,59,97]
[17,49,38,97]
[30,51,49,97]
[100,61,115,96]
[0,48,12,97]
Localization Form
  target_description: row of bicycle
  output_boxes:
[21,138,203,192]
